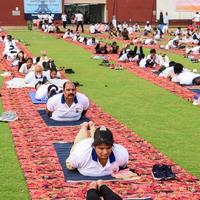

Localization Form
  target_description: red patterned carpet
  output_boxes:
[0,37,200,199]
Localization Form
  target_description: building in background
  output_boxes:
[0,1,25,26]
[0,0,198,26]
[63,0,107,23]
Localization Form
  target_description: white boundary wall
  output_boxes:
[156,0,195,20]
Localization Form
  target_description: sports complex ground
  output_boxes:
[0,27,200,199]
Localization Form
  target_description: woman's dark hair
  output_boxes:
[112,41,117,45]
[35,56,41,63]
[169,61,176,67]
[174,63,183,74]
[50,67,57,73]
[18,50,24,56]
[192,77,200,85]
[26,57,33,62]
[92,127,114,147]
[150,48,156,54]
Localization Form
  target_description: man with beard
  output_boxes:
[46,81,89,121]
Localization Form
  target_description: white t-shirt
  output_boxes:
[159,67,174,78]
[146,54,160,65]
[144,25,152,32]
[66,138,129,177]
[175,71,200,85]
[89,25,96,34]
[61,14,67,22]
[46,92,89,121]
[190,46,200,54]
[118,53,128,61]
[139,58,147,68]
[164,15,169,25]
[194,13,200,22]
[75,13,83,22]
[63,31,74,39]
[165,39,176,49]
[45,70,61,80]
[24,71,46,85]
[112,18,117,28]
[48,15,54,23]
[19,63,34,74]
[144,38,155,45]
[127,26,133,34]
[87,38,99,46]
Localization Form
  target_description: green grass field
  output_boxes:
[1,28,200,198]
[0,75,29,199]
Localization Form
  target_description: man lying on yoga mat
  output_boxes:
[46,81,89,121]
[66,122,129,176]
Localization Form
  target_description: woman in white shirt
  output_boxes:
[66,122,129,177]
[19,57,34,74]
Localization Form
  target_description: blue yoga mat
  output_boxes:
[38,110,90,127]
[152,71,160,75]
[189,88,200,95]
[54,142,116,182]
[29,91,47,104]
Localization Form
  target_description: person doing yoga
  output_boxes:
[66,121,129,177]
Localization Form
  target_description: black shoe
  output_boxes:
[152,164,176,180]
[73,81,83,87]
[65,69,75,74]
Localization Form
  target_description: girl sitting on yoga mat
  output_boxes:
[66,122,129,177]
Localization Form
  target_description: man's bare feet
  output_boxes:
[81,122,89,129]
[88,181,98,190]
[88,121,96,137]
[96,180,104,190]
[80,122,90,137]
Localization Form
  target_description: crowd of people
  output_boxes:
[59,19,200,86]
[0,32,131,198]
[0,34,91,121]
[1,11,200,198]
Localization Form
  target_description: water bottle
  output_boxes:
[193,95,199,105]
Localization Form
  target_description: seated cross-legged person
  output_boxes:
[66,122,129,177]
[46,81,89,121]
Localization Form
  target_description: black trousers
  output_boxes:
[76,21,84,32]
[63,21,67,29]
[86,185,122,200]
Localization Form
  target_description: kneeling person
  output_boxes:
[46,81,89,121]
